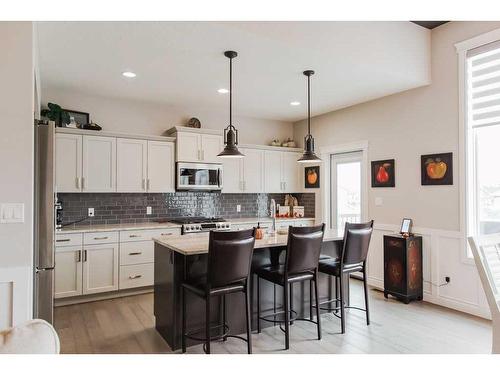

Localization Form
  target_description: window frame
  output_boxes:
[456,28,500,265]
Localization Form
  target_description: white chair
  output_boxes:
[468,234,500,354]
[0,319,60,354]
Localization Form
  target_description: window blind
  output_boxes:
[467,40,500,128]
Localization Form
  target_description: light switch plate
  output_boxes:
[375,197,383,207]
[0,203,24,223]
[146,206,152,215]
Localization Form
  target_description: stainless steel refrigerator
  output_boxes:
[33,120,56,323]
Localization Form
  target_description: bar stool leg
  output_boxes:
[284,281,290,350]
[314,271,321,340]
[222,294,227,341]
[363,267,370,325]
[257,276,261,333]
[250,273,254,331]
[273,284,276,326]
[309,279,313,319]
[334,276,339,310]
[289,283,294,326]
[245,283,253,354]
[339,274,345,334]
[181,286,186,353]
[205,294,211,354]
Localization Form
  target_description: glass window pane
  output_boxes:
[336,161,361,227]
[476,124,500,235]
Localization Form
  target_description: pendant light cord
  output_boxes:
[307,73,311,136]
[229,55,232,127]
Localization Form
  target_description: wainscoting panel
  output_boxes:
[366,224,490,320]
[0,266,32,330]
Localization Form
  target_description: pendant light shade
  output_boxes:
[298,70,321,163]
[218,51,244,158]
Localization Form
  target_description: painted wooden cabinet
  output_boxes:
[116,138,147,192]
[222,147,264,193]
[147,141,175,192]
[55,133,82,193]
[54,245,83,298]
[281,151,300,192]
[82,135,116,192]
[82,243,119,295]
[221,156,241,193]
[168,127,223,163]
[263,150,301,193]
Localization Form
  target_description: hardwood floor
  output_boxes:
[54,280,492,354]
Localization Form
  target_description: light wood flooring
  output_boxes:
[54,280,492,354]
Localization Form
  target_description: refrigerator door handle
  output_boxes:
[36,266,55,272]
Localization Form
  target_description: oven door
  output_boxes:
[176,162,223,191]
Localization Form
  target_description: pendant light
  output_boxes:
[218,51,244,158]
[297,70,322,163]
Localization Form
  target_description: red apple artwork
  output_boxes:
[372,159,395,187]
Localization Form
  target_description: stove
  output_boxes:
[155,216,230,234]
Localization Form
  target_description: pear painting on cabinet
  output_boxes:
[371,159,395,188]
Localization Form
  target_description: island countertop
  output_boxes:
[153,228,344,256]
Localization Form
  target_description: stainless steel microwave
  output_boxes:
[176,162,223,191]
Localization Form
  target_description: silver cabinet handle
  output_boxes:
[129,234,141,238]
[76,177,80,189]
[76,250,81,262]
[81,177,85,190]
[142,178,146,190]
[147,179,151,190]
[128,252,142,255]
[129,275,142,279]
[93,236,108,240]
[161,232,173,236]
[83,250,87,262]
[201,149,205,160]
[283,181,287,191]
[56,238,71,243]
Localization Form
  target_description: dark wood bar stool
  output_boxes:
[181,229,256,354]
[255,224,325,350]
[317,221,373,334]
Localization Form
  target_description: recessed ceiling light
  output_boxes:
[122,71,136,78]
[218,88,229,94]
[290,101,301,106]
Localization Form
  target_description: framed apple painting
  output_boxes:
[421,152,453,185]
[304,166,320,188]
[371,159,395,187]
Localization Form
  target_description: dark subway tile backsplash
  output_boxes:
[58,192,315,227]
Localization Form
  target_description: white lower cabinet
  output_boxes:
[82,243,119,295]
[55,246,83,299]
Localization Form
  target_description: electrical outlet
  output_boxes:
[146,206,152,215]
[88,208,95,217]
[236,204,241,212]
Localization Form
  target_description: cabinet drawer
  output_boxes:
[119,228,180,242]
[294,219,315,227]
[119,263,154,289]
[84,231,118,245]
[120,241,154,265]
[55,233,83,247]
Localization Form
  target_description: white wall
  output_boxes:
[41,87,294,145]
[0,22,35,329]
[294,21,500,319]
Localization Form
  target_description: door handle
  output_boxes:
[76,250,82,262]
[93,236,108,240]
[83,250,87,262]
[56,238,71,243]
[129,275,142,279]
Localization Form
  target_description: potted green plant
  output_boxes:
[41,103,70,127]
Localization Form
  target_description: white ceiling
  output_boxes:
[36,21,431,122]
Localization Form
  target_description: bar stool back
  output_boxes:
[182,229,256,354]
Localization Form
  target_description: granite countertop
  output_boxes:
[153,228,343,256]
[56,221,182,234]
[56,217,316,234]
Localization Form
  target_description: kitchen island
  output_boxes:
[153,229,345,351]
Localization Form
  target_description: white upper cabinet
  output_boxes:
[241,148,264,193]
[221,157,242,193]
[82,135,116,192]
[147,141,174,192]
[264,150,283,193]
[200,134,223,163]
[116,138,147,192]
[55,133,82,192]
[167,127,223,163]
[176,131,201,162]
[281,151,300,192]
